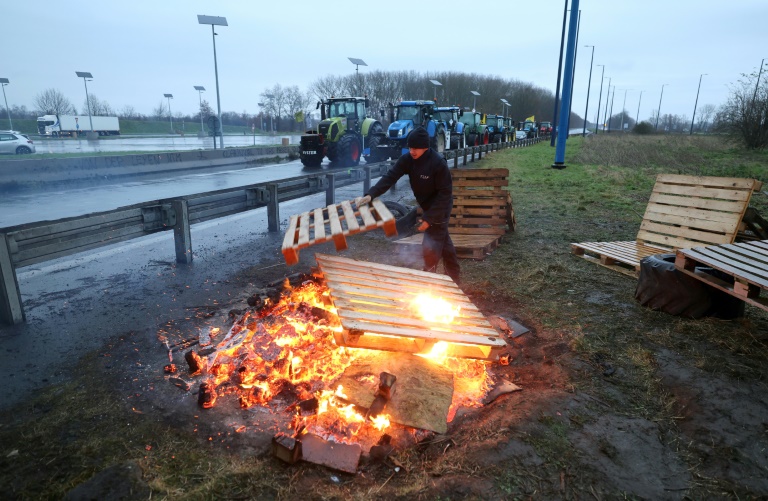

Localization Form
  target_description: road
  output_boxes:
[0,158,357,227]
[30,133,303,154]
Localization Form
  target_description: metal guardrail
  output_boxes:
[0,138,540,324]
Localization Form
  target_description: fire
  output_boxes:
[176,279,493,450]
[409,293,461,324]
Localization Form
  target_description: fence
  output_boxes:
[0,138,540,325]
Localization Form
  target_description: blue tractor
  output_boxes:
[434,106,466,149]
[371,100,449,161]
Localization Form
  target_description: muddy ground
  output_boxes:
[1,156,767,499]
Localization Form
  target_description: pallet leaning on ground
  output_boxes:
[571,174,763,277]
[395,167,514,259]
[675,240,768,312]
[313,253,507,361]
[282,198,396,265]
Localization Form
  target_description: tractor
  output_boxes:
[503,117,516,142]
[459,110,489,146]
[484,114,505,143]
[372,100,449,160]
[299,96,384,168]
[434,106,466,149]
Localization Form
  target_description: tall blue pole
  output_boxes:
[552,0,580,169]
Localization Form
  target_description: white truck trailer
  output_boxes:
[37,114,121,137]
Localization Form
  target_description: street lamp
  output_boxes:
[593,66,605,134]
[690,74,707,135]
[164,94,174,133]
[0,78,12,130]
[635,90,643,127]
[470,90,480,111]
[194,86,205,136]
[655,83,668,131]
[602,77,611,132]
[198,14,228,149]
[348,57,367,95]
[265,93,275,133]
[75,71,95,138]
[500,98,509,117]
[429,79,442,102]
[583,45,595,136]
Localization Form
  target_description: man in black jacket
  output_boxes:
[356,126,460,283]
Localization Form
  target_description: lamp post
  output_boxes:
[602,77,611,132]
[265,93,275,134]
[583,45,595,136]
[470,90,480,111]
[348,57,367,95]
[655,83,668,131]
[500,98,508,117]
[194,86,205,136]
[429,79,442,102]
[0,78,12,130]
[608,86,617,132]
[551,0,569,146]
[635,90,643,127]
[257,102,265,132]
[593,66,604,134]
[690,74,707,135]
[164,94,174,133]
[197,14,227,149]
[75,71,94,137]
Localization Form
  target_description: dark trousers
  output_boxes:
[422,224,461,283]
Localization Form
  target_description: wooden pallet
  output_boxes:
[282,199,397,265]
[314,254,508,360]
[675,240,768,312]
[572,174,763,277]
[394,168,513,260]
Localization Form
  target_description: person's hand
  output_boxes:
[417,219,429,232]
[355,195,371,207]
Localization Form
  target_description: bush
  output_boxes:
[633,121,654,135]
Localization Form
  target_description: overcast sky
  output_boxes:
[3,0,766,124]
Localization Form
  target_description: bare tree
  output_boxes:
[34,88,75,116]
[82,95,114,116]
[152,101,167,121]
[696,104,716,132]
[717,68,767,148]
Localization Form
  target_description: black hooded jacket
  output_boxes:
[366,149,452,225]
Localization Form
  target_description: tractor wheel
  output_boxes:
[364,123,385,164]
[337,134,362,167]
[436,133,446,152]
[325,142,338,162]
[450,135,459,150]
[468,134,477,147]
[482,130,489,145]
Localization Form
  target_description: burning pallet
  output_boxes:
[314,254,507,361]
[282,199,397,266]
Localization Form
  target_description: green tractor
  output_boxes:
[459,110,489,146]
[300,96,384,168]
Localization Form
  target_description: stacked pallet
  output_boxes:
[395,168,514,259]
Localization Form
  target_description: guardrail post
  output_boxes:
[363,166,372,193]
[171,200,192,264]
[478,146,483,160]
[463,148,468,166]
[453,151,458,169]
[471,147,475,163]
[326,174,336,206]
[267,183,279,232]
[0,233,24,325]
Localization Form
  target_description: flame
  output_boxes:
[409,293,461,324]
[177,280,493,449]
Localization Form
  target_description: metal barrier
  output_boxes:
[0,137,540,324]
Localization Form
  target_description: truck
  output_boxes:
[434,106,466,149]
[37,114,120,137]
[459,110,489,146]
[299,96,384,168]
[372,100,449,160]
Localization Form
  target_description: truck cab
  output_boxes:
[377,100,448,159]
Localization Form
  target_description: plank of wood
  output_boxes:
[652,183,752,202]
[370,199,397,237]
[298,211,311,246]
[313,207,326,243]
[326,205,347,251]
[679,247,768,288]
[332,296,487,321]
[655,174,759,190]
[648,193,747,214]
[357,203,376,228]
[340,317,505,348]
[340,200,360,234]
[281,215,299,252]
[316,253,454,283]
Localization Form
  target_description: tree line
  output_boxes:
[4,66,765,148]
